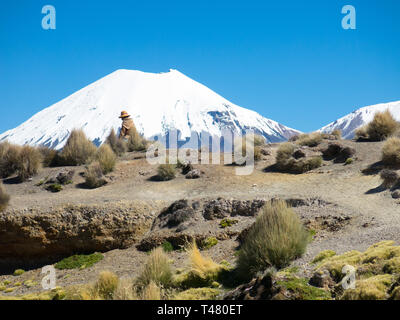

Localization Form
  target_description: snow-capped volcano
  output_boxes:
[0,69,300,149]
[319,100,400,139]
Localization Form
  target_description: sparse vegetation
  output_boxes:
[0,142,19,178]
[157,164,176,181]
[331,129,342,139]
[60,129,97,166]
[0,182,10,212]
[175,242,226,289]
[92,271,119,300]
[38,146,59,167]
[14,145,42,181]
[296,132,323,147]
[13,269,25,276]
[201,237,218,250]
[275,143,322,173]
[126,126,147,152]
[366,110,398,141]
[106,129,126,156]
[46,183,63,193]
[345,157,353,165]
[55,253,104,270]
[382,137,400,166]
[137,247,173,288]
[237,200,309,280]
[356,110,399,141]
[96,144,116,174]
[219,218,238,228]
[162,241,174,253]
[84,162,108,188]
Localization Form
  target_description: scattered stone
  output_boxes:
[182,163,194,175]
[186,169,201,179]
[309,270,334,289]
[392,191,400,199]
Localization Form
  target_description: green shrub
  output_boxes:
[106,129,127,156]
[201,237,218,250]
[84,163,107,189]
[345,158,354,165]
[13,269,25,276]
[296,132,323,147]
[237,200,309,280]
[157,164,176,181]
[137,247,173,288]
[15,145,42,181]
[96,144,116,174]
[382,137,400,166]
[219,218,238,228]
[55,253,104,270]
[46,183,63,193]
[366,110,398,141]
[61,129,97,166]
[0,182,10,212]
[162,241,174,253]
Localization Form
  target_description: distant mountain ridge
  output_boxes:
[0,69,300,149]
[319,100,400,139]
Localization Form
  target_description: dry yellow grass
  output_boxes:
[96,144,116,174]
[137,247,173,287]
[382,137,400,165]
[61,129,97,165]
[0,182,10,212]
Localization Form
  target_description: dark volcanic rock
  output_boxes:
[154,200,196,228]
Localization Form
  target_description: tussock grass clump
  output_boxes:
[175,242,226,288]
[61,129,97,166]
[93,271,119,300]
[237,200,309,280]
[366,110,398,141]
[126,124,147,152]
[55,253,104,270]
[137,247,173,288]
[106,129,126,156]
[380,169,399,188]
[38,146,59,167]
[355,125,369,140]
[15,145,42,181]
[140,282,162,300]
[296,132,323,147]
[275,143,322,173]
[84,163,107,189]
[0,182,10,212]
[0,143,21,178]
[331,129,342,139]
[157,164,176,181]
[382,137,400,166]
[96,144,116,174]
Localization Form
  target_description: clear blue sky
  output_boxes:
[1,0,399,133]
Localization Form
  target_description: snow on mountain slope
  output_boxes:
[319,100,400,139]
[0,69,300,149]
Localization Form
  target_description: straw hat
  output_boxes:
[119,111,130,118]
